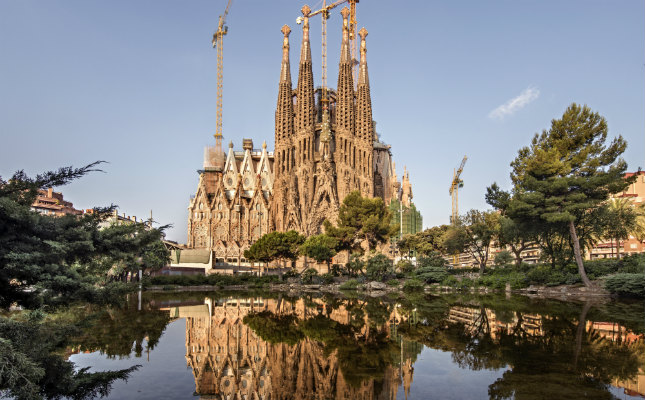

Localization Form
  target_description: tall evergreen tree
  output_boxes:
[503,103,633,286]
[324,191,396,254]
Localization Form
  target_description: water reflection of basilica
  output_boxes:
[169,298,416,400]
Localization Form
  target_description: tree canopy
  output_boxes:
[244,230,305,276]
[0,163,169,309]
[443,209,500,273]
[300,234,338,266]
[489,103,633,286]
[397,225,449,256]
[324,191,396,254]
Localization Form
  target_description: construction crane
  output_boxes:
[297,0,359,97]
[212,0,233,148]
[449,155,467,225]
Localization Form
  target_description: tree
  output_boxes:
[397,225,449,257]
[413,252,450,283]
[0,163,169,308]
[443,210,500,273]
[324,191,396,255]
[505,104,633,287]
[300,234,338,268]
[244,230,305,278]
[364,254,393,282]
[486,184,539,266]
[602,198,644,259]
[493,250,514,267]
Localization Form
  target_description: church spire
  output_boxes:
[279,25,291,84]
[275,25,294,177]
[335,7,355,136]
[356,27,374,143]
[295,5,315,143]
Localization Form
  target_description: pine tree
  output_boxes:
[506,103,633,286]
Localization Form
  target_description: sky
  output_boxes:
[1,0,643,242]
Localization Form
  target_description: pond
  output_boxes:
[68,291,644,399]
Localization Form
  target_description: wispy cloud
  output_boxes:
[489,86,540,120]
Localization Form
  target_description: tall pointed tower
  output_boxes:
[355,27,375,197]
[271,25,300,231]
[335,7,357,201]
[294,5,316,215]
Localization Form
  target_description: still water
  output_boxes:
[69,291,644,399]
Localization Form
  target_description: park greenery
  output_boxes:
[396,103,644,295]
[0,163,171,399]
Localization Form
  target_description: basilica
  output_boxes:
[186,7,417,266]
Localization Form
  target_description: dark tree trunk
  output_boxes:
[569,220,592,288]
[616,238,621,259]
[574,301,592,369]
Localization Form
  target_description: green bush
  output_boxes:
[397,260,414,274]
[441,275,459,287]
[149,273,278,287]
[339,279,360,290]
[387,279,399,287]
[604,273,645,298]
[415,267,449,284]
[526,265,552,285]
[283,269,300,279]
[301,268,319,284]
[413,253,449,284]
[365,254,394,282]
[618,254,645,273]
[402,279,424,292]
[320,273,335,285]
[417,253,448,269]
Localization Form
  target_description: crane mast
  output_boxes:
[212,0,233,147]
[449,155,467,225]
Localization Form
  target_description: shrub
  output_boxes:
[283,269,299,279]
[526,265,552,285]
[441,275,459,287]
[417,252,448,269]
[618,254,645,273]
[387,279,399,287]
[604,273,645,298]
[301,268,319,284]
[415,267,449,284]
[340,279,360,290]
[397,260,414,274]
[402,279,424,292]
[365,254,393,282]
[320,273,335,285]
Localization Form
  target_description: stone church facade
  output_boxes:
[187,7,413,266]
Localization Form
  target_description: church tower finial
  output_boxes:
[280,25,291,83]
[339,7,351,64]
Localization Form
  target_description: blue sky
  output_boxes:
[1,0,643,242]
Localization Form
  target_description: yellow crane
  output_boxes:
[449,155,467,225]
[297,0,359,97]
[212,0,233,147]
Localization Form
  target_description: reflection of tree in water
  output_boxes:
[398,294,643,399]
[72,294,173,358]
[0,308,142,400]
